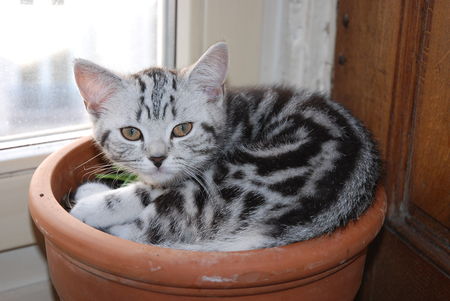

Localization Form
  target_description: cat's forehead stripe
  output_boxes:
[136,106,143,122]
[162,103,169,119]
[133,68,180,121]
[172,78,177,90]
[145,104,152,120]
[150,71,166,119]
[137,77,146,93]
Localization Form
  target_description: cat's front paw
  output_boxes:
[70,183,113,227]
[69,196,103,226]
[63,182,111,211]
[74,182,111,201]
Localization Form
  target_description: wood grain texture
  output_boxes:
[356,227,450,301]
[332,0,402,158]
[384,0,450,272]
[333,0,450,298]
[383,0,429,218]
[408,0,450,228]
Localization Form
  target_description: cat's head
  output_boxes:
[74,42,229,187]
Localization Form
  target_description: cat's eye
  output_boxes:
[121,127,142,141]
[172,122,193,138]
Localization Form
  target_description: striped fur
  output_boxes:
[70,43,380,251]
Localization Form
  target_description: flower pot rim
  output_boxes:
[29,136,386,290]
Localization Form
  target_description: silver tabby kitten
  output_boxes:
[70,42,380,251]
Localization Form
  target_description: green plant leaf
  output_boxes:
[95,166,138,187]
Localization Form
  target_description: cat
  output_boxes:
[69,42,380,251]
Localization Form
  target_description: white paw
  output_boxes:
[74,182,111,201]
[70,195,102,226]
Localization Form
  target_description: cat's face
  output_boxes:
[74,43,228,187]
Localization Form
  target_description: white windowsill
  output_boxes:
[0,128,92,176]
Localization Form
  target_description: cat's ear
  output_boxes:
[184,42,228,100]
[73,59,122,114]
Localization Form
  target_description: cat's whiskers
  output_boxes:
[182,168,214,202]
[82,164,115,181]
[83,170,111,182]
[82,162,113,172]
[178,161,218,202]
[74,152,106,171]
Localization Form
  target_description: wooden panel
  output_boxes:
[356,227,450,301]
[332,0,403,157]
[383,0,429,217]
[384,0,450,272]
[333,0,450,299]
[408,0,450,228]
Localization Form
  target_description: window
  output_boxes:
[0,0,175,148]
[0,0,175,254]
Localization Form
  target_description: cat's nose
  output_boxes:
[150,156,167,168]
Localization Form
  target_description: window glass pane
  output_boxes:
[0,0,160,140]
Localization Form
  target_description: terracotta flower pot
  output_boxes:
[29,136,386,301]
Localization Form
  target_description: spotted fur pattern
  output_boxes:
[70,42,380,251]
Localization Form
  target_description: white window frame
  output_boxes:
[0,0,177,252]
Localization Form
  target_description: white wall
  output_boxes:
[177,0,264,86]
[260,0,337,92]
[177,0,337,92]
